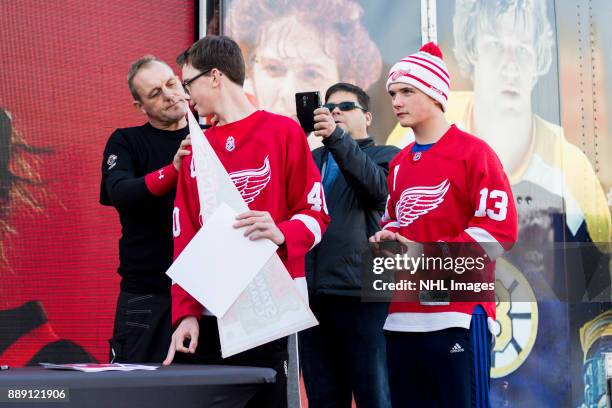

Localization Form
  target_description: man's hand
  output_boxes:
[234,210,285,245]
[313,107,336,139]
[369,229,397,243]
[173,135,191,171]
[394,233,422,257]
[394,233,412,246]
[162,315,199,366]
[369,229,399,258]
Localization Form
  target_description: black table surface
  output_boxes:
[0,364,276,388]
[0,364,276,408]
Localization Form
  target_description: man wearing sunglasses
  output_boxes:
[300,83,399,407]
[100,56,192,364]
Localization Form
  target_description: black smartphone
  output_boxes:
[295,91,321,134]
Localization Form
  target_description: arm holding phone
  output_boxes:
[295,91,321,134]
[294,90,337,138]
[313,107,336,138]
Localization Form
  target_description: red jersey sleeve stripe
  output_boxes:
[464,226,505,260]
[291,214,322,249]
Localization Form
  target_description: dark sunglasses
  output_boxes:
[181,68,213,94]
[322,101,367,112]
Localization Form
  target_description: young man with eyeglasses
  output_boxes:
[299,83,398,408]
[163,35,329,408]
[100,56,192,364]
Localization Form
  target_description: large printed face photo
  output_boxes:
[248,19,340,120]
[225,0,379,118]
[223,0,421,146]
[471,8,538,116]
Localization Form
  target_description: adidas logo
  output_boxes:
[450,343,464,353]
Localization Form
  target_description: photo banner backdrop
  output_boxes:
[0,0,194,365]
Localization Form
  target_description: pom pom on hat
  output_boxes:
[386,42,450,111]
[419,42,444,59]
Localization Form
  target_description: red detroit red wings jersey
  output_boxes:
[171,110,329,325]
[381,125,517,332]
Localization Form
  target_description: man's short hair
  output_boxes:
[453,0,553,82]
[224,0,382,91]
[325,82,371,112]
[176,35,246,86]
[127,55,169,101]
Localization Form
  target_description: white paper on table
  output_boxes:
[166,202,277,318]
[40,363,159,372]
[218,254,318,358]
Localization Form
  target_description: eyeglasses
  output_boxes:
[322,101,366,112]
[181,68,212,94]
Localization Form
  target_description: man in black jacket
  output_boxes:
[301,83,399,408]
[100,56,191,363]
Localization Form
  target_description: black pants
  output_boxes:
[299,296,391,408]
[109,290,172,364]
[385,314,492,408]
[175,316,288,408]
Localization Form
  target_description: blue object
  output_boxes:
[472,304,487,315]
[322,152,340,194]
[411,142,434,153]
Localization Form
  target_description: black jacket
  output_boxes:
[306,127,400,296]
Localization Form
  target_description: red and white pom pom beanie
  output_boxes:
[386,42,451,112]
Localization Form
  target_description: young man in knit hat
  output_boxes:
[370,43,518,407]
